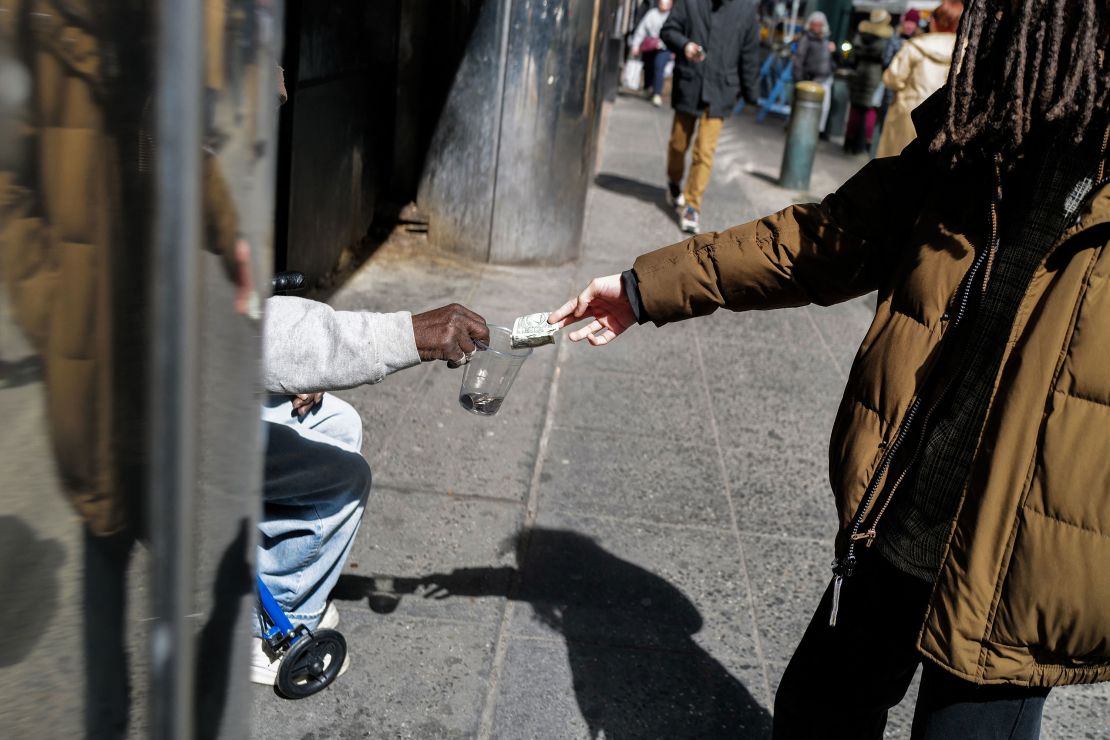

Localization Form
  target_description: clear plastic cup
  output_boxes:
[458,325,532,416]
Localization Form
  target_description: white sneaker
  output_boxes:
[680,205,700,234]
[250,638,350,686]
[651,94,662,107]
[250,602,346,686]
[318,601,340,630]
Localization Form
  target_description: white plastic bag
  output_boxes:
[621,59,643,90]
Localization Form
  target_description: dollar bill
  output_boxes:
[510,312,559,349]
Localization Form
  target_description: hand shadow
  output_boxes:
[333,527,772,739]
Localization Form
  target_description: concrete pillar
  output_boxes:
[418,0,617,265]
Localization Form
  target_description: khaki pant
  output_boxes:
[666,110,724,211]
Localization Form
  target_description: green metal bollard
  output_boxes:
[826,68,853,140]
[780,81,826,191]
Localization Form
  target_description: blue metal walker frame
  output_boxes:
[256,574,297,644]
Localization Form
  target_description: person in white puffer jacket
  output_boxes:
[877,2,964,158]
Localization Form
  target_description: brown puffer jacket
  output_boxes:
[1,0,127,535]
[632,99,1110,688]
[1,0,240,536]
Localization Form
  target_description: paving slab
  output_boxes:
[724,437,840,541]
[328,240,484,315]
[490,637,772,740]
[509,511,760,665]
[372,348,555,501]
[338,488,523,625]
[538,425,731,529]
[559,319,700,380]
[554,367,715,445]
[739,533,833,667]
[1041,682,1110,740]
[468,263,578,320]
[250,615,499,740]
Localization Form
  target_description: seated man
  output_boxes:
[251,296,488,684]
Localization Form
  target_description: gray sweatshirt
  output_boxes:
[262,296,421,394]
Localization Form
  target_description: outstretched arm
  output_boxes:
[550,128,937,343]
[549,275,637,345]
[263,297,489,393]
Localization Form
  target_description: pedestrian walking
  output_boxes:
[629,0,674,107]
[791,11,836,136]
[550,1,1110,736]
[844,9,893,154]
[661,0,760,234]
[877,2,963,158]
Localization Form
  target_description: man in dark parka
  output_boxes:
[661,0,760,234]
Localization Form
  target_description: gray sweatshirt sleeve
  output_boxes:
[262,296,421,394]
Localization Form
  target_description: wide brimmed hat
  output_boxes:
[859,9,894,38]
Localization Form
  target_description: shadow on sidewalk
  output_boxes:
[594,173,684,226]
[334,528,772,739]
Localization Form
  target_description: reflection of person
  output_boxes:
[629,0,674,107]
[844,10,893,154]
[660,0,760,235]
[0,3,155,735]
[876,2,963,158]
[250,299,490,685]
[550,1,1110,735]
[791,11,835,135]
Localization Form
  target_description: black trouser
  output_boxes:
[84,527,134,740]
[773,552,1050,740]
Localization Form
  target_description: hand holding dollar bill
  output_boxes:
[510,312,560,349]
[545,274,636,346]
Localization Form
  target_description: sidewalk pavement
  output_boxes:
[251,96,1110,739]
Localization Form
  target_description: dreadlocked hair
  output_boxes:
[931,0,1110,161]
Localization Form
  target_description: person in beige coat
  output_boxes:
[877,3,963,158]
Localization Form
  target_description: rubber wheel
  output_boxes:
[275,628,347,699]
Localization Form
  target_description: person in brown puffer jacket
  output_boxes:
[551,1,1110,737]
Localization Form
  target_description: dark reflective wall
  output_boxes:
[275,0,485,289]
[0,1,280,737]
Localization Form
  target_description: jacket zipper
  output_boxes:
[829,163,1001,627]
[873,163,1110,559]
[854,248,989,546]
[853,169,1001,551]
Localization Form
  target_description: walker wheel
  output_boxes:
[276,628,347,699]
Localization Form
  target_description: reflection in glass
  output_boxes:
[0,1,278,737]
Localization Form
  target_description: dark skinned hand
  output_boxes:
[410,303,490,367]
[291,392,324,418]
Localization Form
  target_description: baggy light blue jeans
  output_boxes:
[257,393,371,633]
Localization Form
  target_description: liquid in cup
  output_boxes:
[458,326,533,416]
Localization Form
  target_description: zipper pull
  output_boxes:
[850,528,876,547]
[829,575,843,627]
